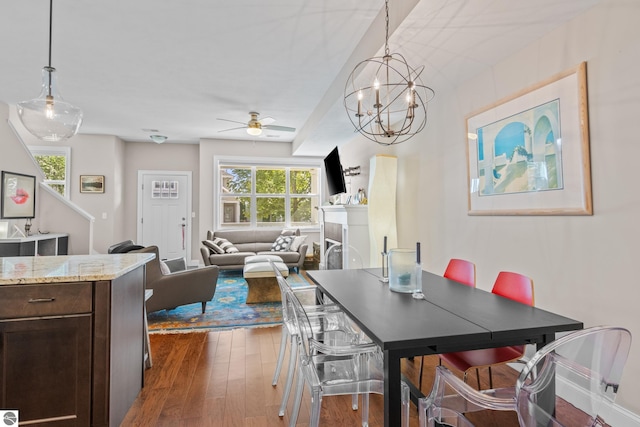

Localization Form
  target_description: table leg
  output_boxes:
[383,349,402,427]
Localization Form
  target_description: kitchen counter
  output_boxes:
[0,253,154,285]
[0,253,154,426]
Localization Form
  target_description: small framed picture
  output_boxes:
[80,175,105,193]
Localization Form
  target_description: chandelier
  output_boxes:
[344,0,434,145]
[17,0,83,142]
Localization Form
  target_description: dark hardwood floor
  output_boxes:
[122,327,522,426]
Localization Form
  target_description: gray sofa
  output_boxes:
[200,229,307,271]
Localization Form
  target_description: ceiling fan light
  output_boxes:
[247,126,262,136]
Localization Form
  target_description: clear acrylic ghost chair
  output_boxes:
[324,244,364,270]
[285,284,411,427]
[269,261,357,417]
[419,326,632,427]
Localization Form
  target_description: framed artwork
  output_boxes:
[466,62,592,215]
[80,175,105,193]
[1,171,36,219]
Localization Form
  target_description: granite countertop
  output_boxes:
[0,253,155,285]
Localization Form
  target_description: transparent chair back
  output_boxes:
[324,244,363,270]
[420,326,632,427]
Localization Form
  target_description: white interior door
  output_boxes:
[137,171,192,261]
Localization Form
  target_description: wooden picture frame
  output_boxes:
[80,175,105,193]
[1,171,36,219]
[466,62,592,215]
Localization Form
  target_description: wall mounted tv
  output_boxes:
[323,146,347,196]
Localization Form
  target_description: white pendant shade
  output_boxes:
[17,67,83,142]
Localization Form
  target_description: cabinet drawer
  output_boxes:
[0,282,92,319]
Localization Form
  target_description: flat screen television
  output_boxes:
[323,146,347,196]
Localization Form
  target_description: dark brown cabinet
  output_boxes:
[0,265,145,427]
[0,316,92,426]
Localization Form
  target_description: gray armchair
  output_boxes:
[133,246,219,314]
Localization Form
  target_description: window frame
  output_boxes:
[29,146,71,198]
[214,156,322,230]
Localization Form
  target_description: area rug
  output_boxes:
[147,270,312,333]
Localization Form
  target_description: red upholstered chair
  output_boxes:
[439,271,534,389]
[419,259,477,390]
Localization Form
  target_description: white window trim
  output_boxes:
[214,155,323,230]
[29,146,71,198]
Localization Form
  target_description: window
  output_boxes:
[29,146,71,198]
[217,158,320,229]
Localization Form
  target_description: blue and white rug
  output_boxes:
[147,270,311,333]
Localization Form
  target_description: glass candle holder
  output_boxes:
[388,248,417,293]
[381,252,389,283]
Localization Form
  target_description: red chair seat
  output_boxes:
[440,345,524,372]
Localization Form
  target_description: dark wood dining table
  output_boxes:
[306,268,583,427]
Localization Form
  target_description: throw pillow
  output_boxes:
[271,235,294,252]
[289,235,307,252]
[202,239,224,254]
[212,237,239,254]
[159,260,171,275]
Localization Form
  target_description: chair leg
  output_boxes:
[361,393,370,427]
[279,338,297,417]
[201,301,206,313]
[418,356,424,391]
[401,382,410,427]
[289,370,305,427]
[272,326,288,386]
[309,389,322,427]
[488,366,493,389]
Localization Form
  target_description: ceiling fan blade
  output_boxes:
[259,116,275,126]
[218,126,247,133]
[264,125,296,132]
[217,118,247,125]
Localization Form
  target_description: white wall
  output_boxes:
[1,103,93,253]
[340,0,640,415]
[123,141,200,261]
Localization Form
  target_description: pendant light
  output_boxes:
[17,0,83,142]
[344,0,434,145]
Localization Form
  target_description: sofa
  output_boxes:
[200,229,308,271]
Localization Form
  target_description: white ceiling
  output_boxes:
[0,0,600,156]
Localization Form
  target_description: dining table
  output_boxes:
[306,267,583,427]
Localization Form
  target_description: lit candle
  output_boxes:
[357,90,363,117]
[416,242,421,264]
[374,78,381,107]
[383,235,387,253]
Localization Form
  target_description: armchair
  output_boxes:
[133,246,219,313]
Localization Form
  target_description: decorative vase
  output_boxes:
[388,248,417,293]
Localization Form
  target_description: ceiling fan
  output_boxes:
[217,112,296,136]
